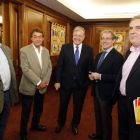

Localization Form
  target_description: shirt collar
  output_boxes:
[0,43,1,48]
[32,43,42,51]
[130,45,140,52]
[73,43,82,49]
[103,46,113,53]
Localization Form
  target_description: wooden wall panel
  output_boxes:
[67,23,75,43]
[2,2,10,47]
[81,25,94,47]
[25,7,44,45]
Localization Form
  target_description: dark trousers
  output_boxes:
[57,80,87,127]
[20,90,45,137]
[94,85,112,140]
[118,94,140,140]
[0,90,11,140]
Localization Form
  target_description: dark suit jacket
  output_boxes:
[0,44,18,113]
[55,42,94,91]
[91,48,124,101]
[115,49,140,121]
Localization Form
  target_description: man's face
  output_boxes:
[129,19,140,48]
[73,29,85,45]
[31,31,44,48]
[101,32,115,50]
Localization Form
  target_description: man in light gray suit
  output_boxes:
[0,43,18,140]
[19,28,52,140]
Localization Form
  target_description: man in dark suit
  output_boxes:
[0,43,18,140]
[114,15,140,140]
[88,30,124,140]
[54,26,94,135]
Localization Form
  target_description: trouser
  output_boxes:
[57,80,88,127]
[118,94,140,140]
[20,90,45,137]
[94,85,112,140]
[0,90,11,140]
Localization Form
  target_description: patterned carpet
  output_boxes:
[4,85,118,140]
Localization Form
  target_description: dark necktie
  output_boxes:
[75,46,79,65]
[97,51,107,71]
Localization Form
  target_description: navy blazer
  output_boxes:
[55,42,94,91]
[91,48,124,101]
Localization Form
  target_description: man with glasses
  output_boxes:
[54,26,94,135]
[88,30,124,140]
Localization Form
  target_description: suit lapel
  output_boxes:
[41,48,44,70]
[77,44,87,66]
[30,44,41,70]
[125,50,131,61]
[95,53,102,71]
[1,45,11,64]
[128,54,140,79]
[98,48,115,70]
[69,43,76,65]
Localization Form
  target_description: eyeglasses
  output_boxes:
[33,36,43,39]
[73,35,84,38]
[101,38,112,40]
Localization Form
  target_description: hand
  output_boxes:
[88,74,94,81]
[39,81,47,89]
[54,83,60,90]
[91,72,100,80]
[36,85,42,90]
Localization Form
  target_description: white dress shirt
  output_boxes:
[32,43,43,86]
[32,43,42,69]
[0,44,11,91]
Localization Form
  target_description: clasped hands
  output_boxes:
[88,72,100,81]
[37,81,47,90]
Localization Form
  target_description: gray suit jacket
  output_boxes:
[0,44,18,113]
[19,44,52,95]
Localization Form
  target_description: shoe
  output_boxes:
[89,133,103,139]
[55,125,63,133]
[21,136,27,140]
[30,125,46,131]
[72,127,78,135]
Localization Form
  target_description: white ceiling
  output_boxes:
[35,0,140,22]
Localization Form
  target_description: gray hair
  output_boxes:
[101,30,116,40]
[73,26,85,36]
[129,15,140,26]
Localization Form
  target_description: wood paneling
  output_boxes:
[25,7,44,45]
[2,2,10,47]
[9,2,24,102]
[67,23,75,43]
